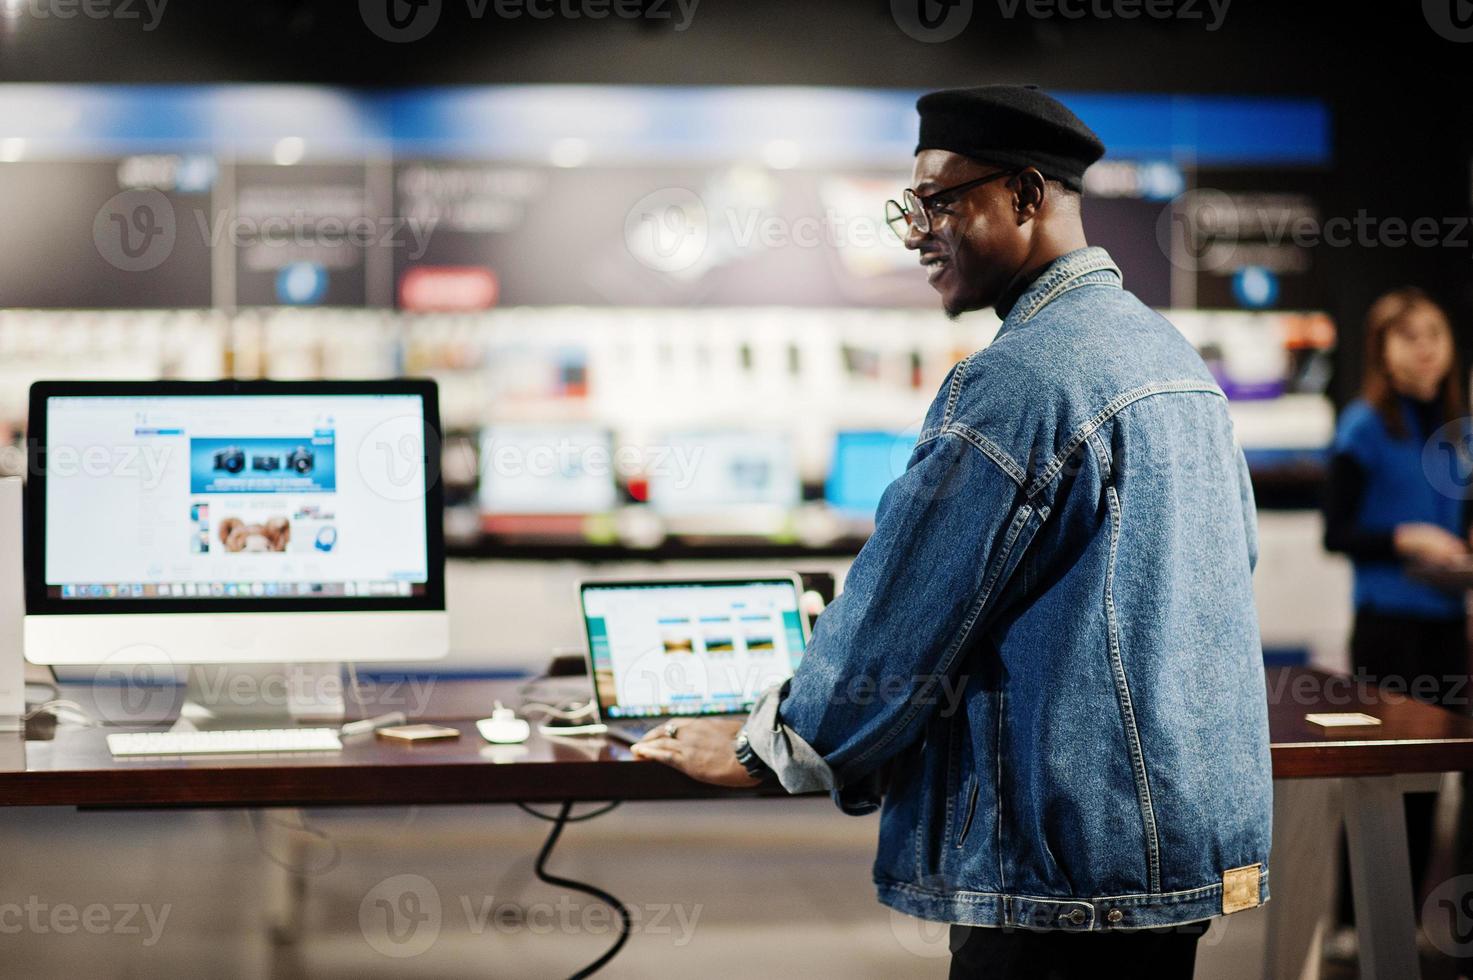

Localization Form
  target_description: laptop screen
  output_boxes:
[581,578,807,720]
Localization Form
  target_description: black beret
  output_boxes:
[915,84,1106,193]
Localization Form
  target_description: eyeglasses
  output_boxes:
[885,170,1018,239]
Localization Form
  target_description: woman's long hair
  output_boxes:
[1361,287,1464,439]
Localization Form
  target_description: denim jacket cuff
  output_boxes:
[743,682,837,795]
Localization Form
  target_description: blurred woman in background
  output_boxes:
[1324,286,1472,948]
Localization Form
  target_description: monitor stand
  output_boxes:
[171,663,347,731]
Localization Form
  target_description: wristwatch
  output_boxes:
[732,729,776,785]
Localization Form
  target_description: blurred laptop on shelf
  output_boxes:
[824,429,919,533]
[478,423,618,541]
[644,430,801,539]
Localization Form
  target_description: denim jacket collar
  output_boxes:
[995,245,1122,332]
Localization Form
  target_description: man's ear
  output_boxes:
[1012,168,1047,224]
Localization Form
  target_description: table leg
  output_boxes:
[1343,776,1422,980]
[1261,778,1340,980]
[258,809,313,946]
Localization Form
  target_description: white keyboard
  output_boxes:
[107,728,344,757]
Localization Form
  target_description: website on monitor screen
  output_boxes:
[42,394,430,601]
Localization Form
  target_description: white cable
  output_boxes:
[21,699,97,726]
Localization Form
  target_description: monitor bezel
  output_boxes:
[25,378,446,616]
[578,573,808,721]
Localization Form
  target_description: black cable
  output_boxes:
[516,801,620,823]
[531,799,632,979]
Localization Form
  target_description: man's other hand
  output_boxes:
[630,717,758,788]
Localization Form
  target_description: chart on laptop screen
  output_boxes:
[583,581,806,719]
[43,393,430,601]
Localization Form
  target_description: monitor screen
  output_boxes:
[582,578,806,720]
[34,385,438,608]
[644,431,800,513]
[478,424,618,516]
[825,429,919,519]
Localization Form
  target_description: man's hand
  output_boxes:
[630,717,758,788]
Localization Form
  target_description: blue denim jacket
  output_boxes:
[746,246,1272,930]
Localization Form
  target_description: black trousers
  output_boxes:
[1349,606,1471,712]
[948,923,1207,980]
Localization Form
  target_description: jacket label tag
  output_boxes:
[1222,864,1262,914]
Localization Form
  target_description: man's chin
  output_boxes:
[941,290,989,321]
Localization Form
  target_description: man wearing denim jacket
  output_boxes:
[634,85,1272,979]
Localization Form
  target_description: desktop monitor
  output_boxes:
[825,429,919,520]
[24,380,448,668]
[478,424,618,519]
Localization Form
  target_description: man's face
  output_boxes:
[904,149,1028,317]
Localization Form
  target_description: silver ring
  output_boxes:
[663,722,679,739]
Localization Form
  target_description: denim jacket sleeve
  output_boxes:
[744,428,1033,815]
[1235,443,1259,573]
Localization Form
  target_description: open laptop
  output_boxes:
[579,575,809,743]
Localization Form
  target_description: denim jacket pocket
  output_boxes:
[954,775,980,848]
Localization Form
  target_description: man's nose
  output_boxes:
[903,219,927,250]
